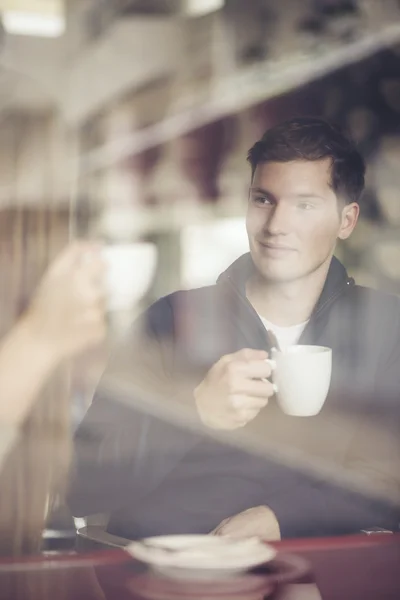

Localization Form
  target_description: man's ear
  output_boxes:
[338,203,359,240]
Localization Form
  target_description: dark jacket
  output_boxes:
[68,254,400,539]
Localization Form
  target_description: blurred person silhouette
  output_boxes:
[0,242,106,556]
[69,117,400,542]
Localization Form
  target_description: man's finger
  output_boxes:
[227,349,268,363]
[209,525,222,535]
[236,359,273,380]
[232,379,275,398]
[231,395,269,410]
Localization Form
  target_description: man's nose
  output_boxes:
[265,203,290,236]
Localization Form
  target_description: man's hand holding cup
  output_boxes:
[194,348,275,430]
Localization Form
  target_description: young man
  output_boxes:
[69,117,400,541]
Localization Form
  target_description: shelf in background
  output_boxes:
[80,22,400,175]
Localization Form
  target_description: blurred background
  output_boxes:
[1,0,400,425]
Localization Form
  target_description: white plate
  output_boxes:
[126,535,276,576]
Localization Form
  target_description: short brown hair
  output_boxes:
[248,116,365,204]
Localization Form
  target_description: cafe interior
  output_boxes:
[0,0,400,598]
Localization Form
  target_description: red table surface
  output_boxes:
[271,534,400,599]
[0,534,398,600]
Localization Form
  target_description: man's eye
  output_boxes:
[298,202,314,210]
[253,196,272,205]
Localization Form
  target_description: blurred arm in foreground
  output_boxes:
[0,242,106,467]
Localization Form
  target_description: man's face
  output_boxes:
[246,159,359,284]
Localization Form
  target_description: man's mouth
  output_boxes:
[258,241,296,252]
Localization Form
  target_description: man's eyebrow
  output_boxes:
[250,186,272,195]
[295,193,326,200]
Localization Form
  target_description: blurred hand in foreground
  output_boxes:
[25,241,107,362]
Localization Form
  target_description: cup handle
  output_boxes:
[263,359,278,394]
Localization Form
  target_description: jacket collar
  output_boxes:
[217,252,353,317]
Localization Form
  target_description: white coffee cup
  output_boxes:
[102,243,157,311]
[267,345,332,417]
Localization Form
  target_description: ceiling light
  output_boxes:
[2,11,65,37]
[185,0,225,18]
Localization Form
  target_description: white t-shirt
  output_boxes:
[259,316,308,351]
